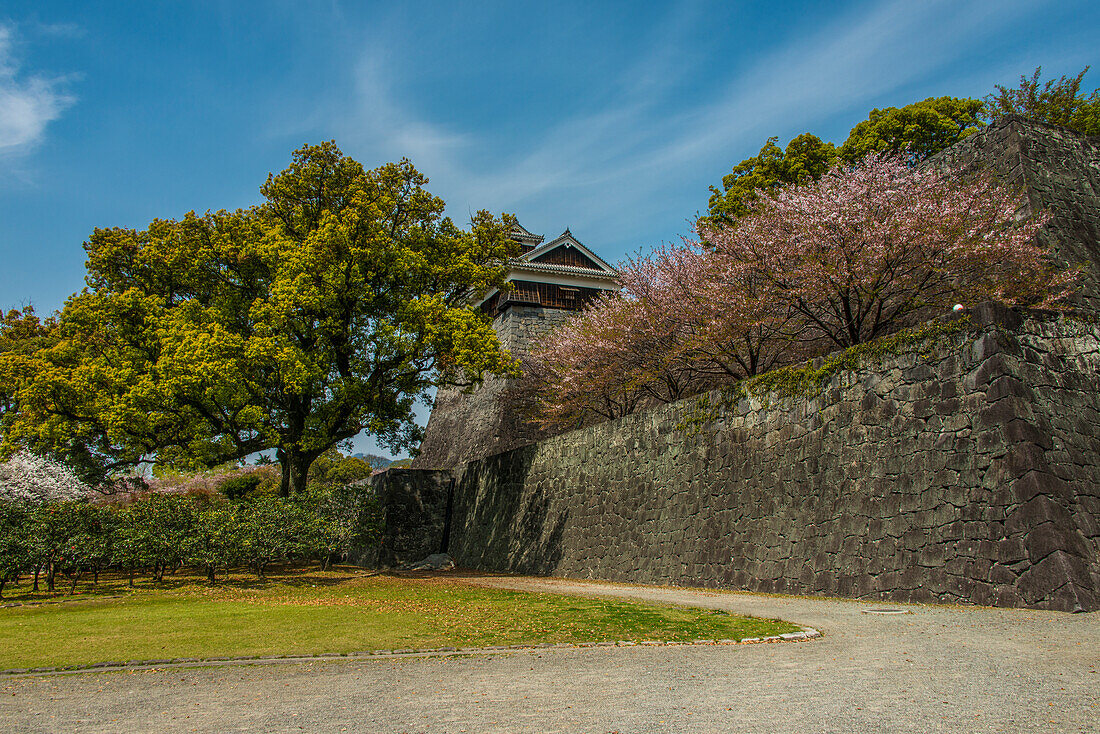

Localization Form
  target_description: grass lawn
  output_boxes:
[0,566,800,670]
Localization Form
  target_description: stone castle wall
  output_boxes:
[413,304,573,470]
[928,115,1100,310]
[389,118,1100,612]
[418,117,1100,473]
[389,305,1100,612]
[493,304,574,357]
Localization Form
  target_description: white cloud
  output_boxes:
[347,53,470,170]
[0,24,76,157]
[32,22,85,39]
[457,0,1051,241]
[291,0,1058,252]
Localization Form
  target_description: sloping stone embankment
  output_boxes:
[428,304,1100,612]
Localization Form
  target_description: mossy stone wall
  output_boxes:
[437,304,1100,612]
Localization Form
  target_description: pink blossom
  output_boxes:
[527,154,1076,428]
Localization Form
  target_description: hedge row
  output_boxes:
[0,484,381,597]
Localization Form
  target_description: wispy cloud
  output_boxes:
[294,0,1059,251]
[345,52,471,173]
[495,0,1055,239]
[0,23,77,158]
[32,21,84,39]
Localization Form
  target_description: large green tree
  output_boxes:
[706,97,984,224]
[837,96,984,163]
[705,133,836,224]
[984,66,1100,135]
[2,143,518,494]
[0,308,57,438]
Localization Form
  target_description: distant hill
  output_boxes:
[351,453,402,469]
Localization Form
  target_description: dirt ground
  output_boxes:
[2,574,1097,733]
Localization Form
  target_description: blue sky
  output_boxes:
[1,0,1097,457]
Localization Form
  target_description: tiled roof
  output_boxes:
[509,220,544,244]
[519,230,618,275]
[507,260,620,281]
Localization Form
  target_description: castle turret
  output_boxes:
[413,221,620,468]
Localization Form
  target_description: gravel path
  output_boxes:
[2,574,1097,733]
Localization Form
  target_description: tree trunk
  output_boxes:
[278,446,321,496]
[128,568,135,588]
[279,455,290,497]
[207,566,216,584]
[46,563,55,593]
[33,566,40,592]
[0,578,6,600]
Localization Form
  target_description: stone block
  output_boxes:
[1001,442,1050,479]
[1010,472,1073,505]
[1024,522,1092,563]
[971,333,1004,362]
[1002,419,1052,450]
[993,584,1023,607]
[967,354,1010,391]
[990,563,1017,584]
[979,397,1031,429]
[985,375,1028,402]
[1016,550,1094,606]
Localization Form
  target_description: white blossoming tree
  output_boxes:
[0,452,94,505]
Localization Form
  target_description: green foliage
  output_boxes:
[33,501,115,594]
[0,501,34,598]
[984,66,1100,135]
[2,143,519,495]
[1,455,382,591]
[838,96,985,163]
[351,453,394,469]
[236,495,309,577]
[190,502,243,583]
[706,97,984,224]
[706,133,836,223]
[294,481,383,569]
[218,474,263,500]
[0,307,56,355]
[0,308,58,453]
[306,448,377,489]
[115,494,197,581]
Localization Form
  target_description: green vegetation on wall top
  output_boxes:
[678,317,973,433]
[705,66,1098,225]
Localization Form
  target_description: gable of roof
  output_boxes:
[519,229,617,276]
[531,244,602,270]
[508,220,544,245]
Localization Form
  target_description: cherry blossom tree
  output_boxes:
[700,154,1074,348]
[529,154,1074,427]
[620,242,808,383]
[524,295,659,429]
[0,452,94,505]
[526,244,801,429]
